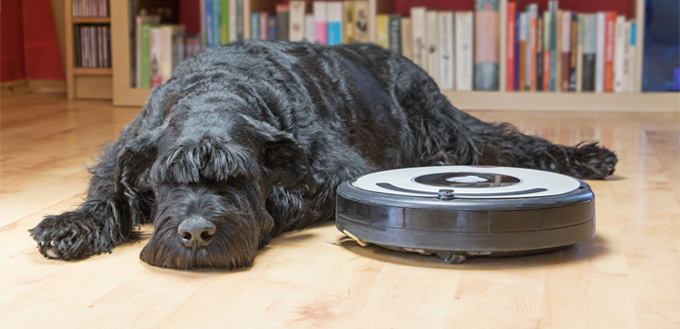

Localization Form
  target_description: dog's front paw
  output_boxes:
[30,212,112,261]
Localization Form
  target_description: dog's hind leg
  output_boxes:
[30,134,156,260]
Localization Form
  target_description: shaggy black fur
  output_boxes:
[30,41,617,269]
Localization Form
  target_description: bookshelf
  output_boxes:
[65,0,113,100]
[111,0,679,111]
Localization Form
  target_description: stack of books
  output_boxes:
[72,0,109,17]
[75,25,111,68]
[506,1,637,93]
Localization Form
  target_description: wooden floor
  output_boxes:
[1,93,678,329]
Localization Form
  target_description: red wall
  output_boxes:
[1,0,64,83]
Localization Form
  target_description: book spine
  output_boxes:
[205,0,214,47]
[159,27,172,84]
[236,0,243,41]
[426,11,439,83]
[549,0,557,91]
[411,7,427,70]
[614,15,626,93]
[561,11,571,91]
[149,27,162,87]
[229,0,237,41]
[595,12,605,93]
[289,1,307,42]
[518,12,527,91]
[276,5,289,41]
[388,15,402,54]
[542,11,550,91]
[576,14,585,92]
[343,1,354,43]
[314,2,327,44]
[439,12,455,90]
[474,0,500,91]
[528,5,537,91]
[506,2,516,91]
[213,0,221,45]
[376,15,389,49]
[582,14,596,92]
[628,21,636,92]
[401,17,413,61]
[603,11,616,92]
[251,12,260,40]
[140,25,151,88]
[260,12,268,40]
[221,0,229,44]
[536,16,543,92]
[353,1,369,42]
[555,9,562,91]
[305,14,315,42]
[266,16,277,40]
[200,0,207,48]
[455,12,474,91]
[569,13,578,91]
[515,11,521,90]
[327,2,343,45]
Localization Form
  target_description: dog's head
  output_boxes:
[132,122,315,270]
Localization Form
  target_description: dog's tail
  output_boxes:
[469,121,618,180]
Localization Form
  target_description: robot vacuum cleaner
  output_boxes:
[335,166,596,263]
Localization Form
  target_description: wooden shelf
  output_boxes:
[73,67,113,75]
[72,17,110,24]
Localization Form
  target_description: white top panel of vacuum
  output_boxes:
[351,166,581,199]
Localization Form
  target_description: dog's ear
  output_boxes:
[114,134,158,223]
[263,134,317,194]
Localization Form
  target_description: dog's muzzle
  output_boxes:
[177,217,216,249]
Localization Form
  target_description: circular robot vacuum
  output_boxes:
[335,166,595,263]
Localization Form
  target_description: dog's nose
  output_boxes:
[178,217,216,248]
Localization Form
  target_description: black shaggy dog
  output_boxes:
[31,41,617,269]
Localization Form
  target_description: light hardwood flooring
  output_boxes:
[1,93,678,328]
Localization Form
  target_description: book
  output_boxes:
[536,16,543,91]
[527,5,537,91]
[212,0,221,46]
[305,14,315,42]
[548,0,557,91]
[353,1,369,42]
[426,10,440,83]
[229,0,237,41]
[438,11,455,90]
[327,2,343,45]
[343,1,354,43]
[149,26,162,87]
[603,11,616,92]
[251,12,260,40]
[314,2,327,44]
[561,11,571,91]
[518,12,527,91]
[289,1,307,42]
[236,0,243,41]
[411,7,427,70]
[266,16,277,40]
[455,11,474,91]
[543,11,550,91]
[205,0,214,47]
[576,14,585,92]
[401,17,413,61]
[595,12,605,93]
[627,21,636,92]
[613,15,626,93]
[277,5,290,41]
[555,9,562,92]
[220,0,229,44]
[475,0,500,91]
[506,2,516,91]
[388,15,402,54]
[569,13,578,91]
[260,12,268,40]
[376,14,390,49]
[159,25,185,84]
[136,15,160,88]
[582,14,597,92]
